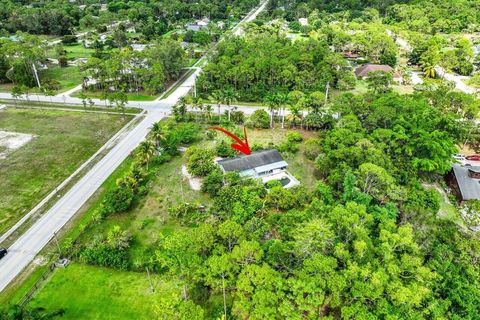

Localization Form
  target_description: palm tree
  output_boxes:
[276,92,289,129]
[220,87,238,122]
[150,122,165,151]
[174,96,189,121]
[288,103,303,128]
[204,104,213,121]
[137,140,155,170]
[209,90,222,117]
[263,92,279,129]
[191,96,203,122]
[423,64,436,79]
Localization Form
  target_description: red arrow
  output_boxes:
[208,126,251,155]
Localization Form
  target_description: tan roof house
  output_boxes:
[355,64,402,82]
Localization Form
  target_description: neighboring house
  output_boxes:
[298,18,308,26]
[447,164,480,202]
[216,149,300,188]
[186,18,210,32]
[342,51,360,60]
[355,64,402,82]
[131,44,148,51]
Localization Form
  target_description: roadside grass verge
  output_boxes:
[158,68,196,100]
[0,109,132,234]
[71,90,159,101]
[0,100,142,114]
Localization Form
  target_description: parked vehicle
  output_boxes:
[0,248,7,259]
[453,153,466,161]
[466,155,480,161]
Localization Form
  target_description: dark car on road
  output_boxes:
[0,248,7,259]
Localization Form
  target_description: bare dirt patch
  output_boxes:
[0,130,35,159]
[181,165,202,191]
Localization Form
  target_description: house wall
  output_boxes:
[445,170,464,202]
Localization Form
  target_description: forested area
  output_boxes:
[197,34,355,101]
[265,0,480,33]
[0,0,259,36]
[80,39,186,94]
[147,90,480,318]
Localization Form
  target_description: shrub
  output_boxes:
[58,55,68,67]
[102,186,134,214]
[246,109,270,129]
[186,147,217,177]
[286,131,303,143]
[201,169,224,196]
[231,110,245,124]
[61,35,77,44]
[216,140,236,157]
[277,140,299,153]
[304,138,321,160]
[80,244,130,270]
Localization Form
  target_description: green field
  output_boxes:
[40,66,84,91]
[63,44,96,59]
[0,108,131,234]
[29,263,177,320]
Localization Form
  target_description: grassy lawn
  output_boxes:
[20,123,319,318]
[76,154,210,262]
[28,263,178,320]
[63,44,96,59]
[40,66,84,91]
[72,90,158,102]
[0,109,131,234]
[73,124,319,261]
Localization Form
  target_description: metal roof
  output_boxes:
[452,164,480,200]
[217,149,285,172]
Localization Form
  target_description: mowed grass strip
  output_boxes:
[28,263,177,320]
[0,109,131,234]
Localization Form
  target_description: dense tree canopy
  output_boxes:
[197,33,354,101]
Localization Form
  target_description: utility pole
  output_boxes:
[146,267,154,292]
[324,81,330,107]
[53,232,61,256]
[32,63,41,89]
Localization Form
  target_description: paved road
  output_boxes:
[0,76,195,292]
[0,1,268,292]
[435,66,477,94]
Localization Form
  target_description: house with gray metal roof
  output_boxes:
[448,164,480,201]
[216,149,299,188]
[217,149,287,177]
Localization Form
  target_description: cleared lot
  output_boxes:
[0,108,131,235]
